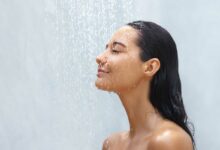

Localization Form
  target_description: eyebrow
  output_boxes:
[105,41,126,49]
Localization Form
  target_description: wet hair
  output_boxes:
[127,21,195,148]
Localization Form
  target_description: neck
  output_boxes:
[116,80,163,138]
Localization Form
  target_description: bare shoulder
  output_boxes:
[102,131,127,150]
[148,121,193,150]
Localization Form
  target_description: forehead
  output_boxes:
[108,26,139,47]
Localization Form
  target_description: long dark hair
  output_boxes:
[127,21,195,148]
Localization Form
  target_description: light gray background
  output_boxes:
[0,0,219,150]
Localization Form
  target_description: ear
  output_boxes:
[143,58,160,78]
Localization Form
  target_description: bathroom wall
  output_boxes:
[0,0,134,149]
[1,0,220,150]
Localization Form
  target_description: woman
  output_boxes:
[95,21,195,150]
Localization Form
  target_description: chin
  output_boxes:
[95,79,115,92]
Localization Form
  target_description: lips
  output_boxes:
[97,68,109,77]
[98,68,109,73]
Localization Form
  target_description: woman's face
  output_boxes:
[95,26,145,93]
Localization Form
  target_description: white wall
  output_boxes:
[0,0,219,149]
[0,0,134,149]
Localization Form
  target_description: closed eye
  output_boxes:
[111,49,120,54]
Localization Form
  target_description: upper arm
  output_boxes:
[102,138,110,150]
[148,130,193,150]
[102,133,116,150]
[102,132,122,150]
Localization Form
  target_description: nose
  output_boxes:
[96,52,107,66]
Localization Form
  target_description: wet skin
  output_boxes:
[95,26,193,150]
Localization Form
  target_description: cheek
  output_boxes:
[110,60,143,90]
[95,55,143,92]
